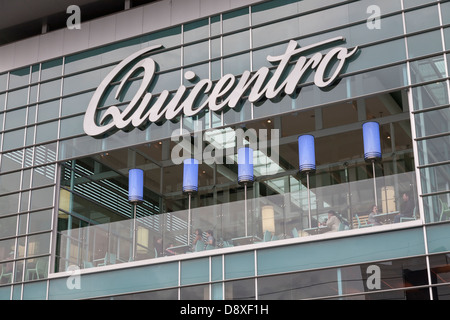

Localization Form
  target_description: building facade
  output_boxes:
[0,0,450,300]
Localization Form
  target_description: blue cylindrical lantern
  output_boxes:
[238,147,254,184]
[128,168,144,203]
[183,158,199,193]
[298,135,316,172]
[363,121,382,161]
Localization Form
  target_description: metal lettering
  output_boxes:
[83,38,358,137]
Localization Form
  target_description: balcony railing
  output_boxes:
[57,171,419,272]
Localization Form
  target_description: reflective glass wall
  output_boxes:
[55,90,417,271]
[0,0,449,300]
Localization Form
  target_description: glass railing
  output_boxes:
[57,171,419,272]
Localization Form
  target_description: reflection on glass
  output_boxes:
[57,171,417,272]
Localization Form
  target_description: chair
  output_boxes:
[205,244,215,250]
[0,264,13,284]
[355,214,373,228]
[83,261,94,269]
[439,199,450,221]
[401,207,417,222]
[26,258,48,280]
[263,230,272,242]
[222,240,234,247]
[292,228,299,238]
[195,240,205,252]
[97,253,117,267]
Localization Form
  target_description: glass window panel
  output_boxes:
[223,31,250,56]
[223,8,248,33]
[151,70,181,93]
[252,43,287,70]
[0,171,21,194]
[60,115,84,139]
[23,281,47,300]
[408,30,443,59]
[411,81,448,111]
[31,65,40,84]
[30,186,54,211]
[184,19,209,43]
[184,41,209,65]
[148,48,181,72]
[41,58,63,81]
[422,194,450,223]
[6,87,28,110]
[39,80,61,101]
[27,105,37,125]
[180,284,209,300]
[403,0,436,9]
[18,213,28,235]
[1,149,23,172]
[252,0,300,25]
[0,73,7,92]
[346,39,406,74]
[64,39,141,76]
[35,121,59,144]
[415,108,450,138]
[4,107,27,130]
[0,238,15,260]
[429,253,450,285]
[223,53,250,76]
[32,164,56,187]
[405,5,439,33]
[181,258,209,285]
[420,163,450,195]
[64,48,104,75]
[27,233,51,257]
[37,100,60,122]
[3,129,25,151]
[224,278,255,300]
[225,251,254,280]
[34,143,57,165]
[0,216,17,239]
[410,55,446,85]
[417,135,450,166]
[348,64,407,98]
[63,65,114,96]
[0,93,5,111]
[20,191,30,212]
[24,147,34,168]
[442,2,450,25]
[252,17,300,48]
[183,63,209,86]
[0,193,19,216]
[9,67,30,89]
[61,91,94,117]
[29,85,38,104]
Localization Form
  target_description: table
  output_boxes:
[374,211,399,224]
[165,244,191,255]
[232,235,262,245]
[303,226,328,235]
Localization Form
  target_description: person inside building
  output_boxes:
[394,192,415,223]
[205,230,216,248]
[368,205,381,226]
[325,210,341,232]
